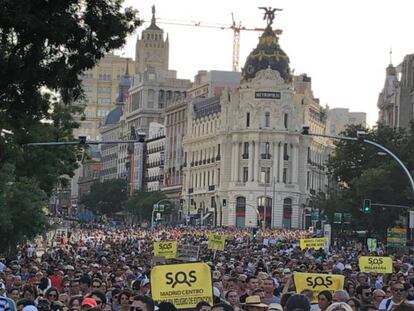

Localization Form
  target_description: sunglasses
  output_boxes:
[48,294,58,298]
[92,285,101,288]
[393,288,405,293]
[364,292,372,296]
[130,307,142,311]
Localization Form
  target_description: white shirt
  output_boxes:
[379,298,414,311]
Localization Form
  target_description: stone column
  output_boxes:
[279,143,284,182]
[235,142,240,182]
[254,141,260,182]
[248,142,254,181]
[231,142,236,181]
[292,144,299,183]
[272,142,278,180]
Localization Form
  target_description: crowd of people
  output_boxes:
[0,227,414,311]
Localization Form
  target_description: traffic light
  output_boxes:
[78,136,87,145]
[362,199,371,213]
[252,228,258,240]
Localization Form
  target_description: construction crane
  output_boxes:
[146,15,270,72]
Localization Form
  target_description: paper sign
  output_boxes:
[293,272,344,303]
[299,237,327,250]
[207,234,225,251]
[151,262,213,309]
[358,256,393,274]
[154,241,177,259]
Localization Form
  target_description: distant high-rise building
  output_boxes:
[135,5,169,74]
[378,54,414,129]
[100,64,131,182]
[125,6,191,193]
[327,108,367,136]
[73,53,135,140]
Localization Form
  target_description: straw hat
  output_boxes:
[243,296,268,308]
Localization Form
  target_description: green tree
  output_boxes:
[317,124,414,238]
[127,191,168,222]
[80,179,127,215]
[0,164,49,255]
[0,0,140,251]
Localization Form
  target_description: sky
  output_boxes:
[119,0,414,126]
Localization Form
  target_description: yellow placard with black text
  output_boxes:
[358,256,393,274]
[153,241,177,259]
[300,237,327,250]
[208,234,225,251]
[293,272,344,303]
[151,262,213,309]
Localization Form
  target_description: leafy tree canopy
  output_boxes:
[317,124,414,238]
[80,179,127,215]
[0,0,140,252]
[127,191,168,221]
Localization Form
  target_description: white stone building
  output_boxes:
[327,108,366,136]
[181,25,331,228]
[145,122,166,192]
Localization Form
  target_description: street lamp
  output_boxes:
[301,127,414,198]
[230,201,262,228]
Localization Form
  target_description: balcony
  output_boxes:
[188,188,194,194]
[190,162,194,167]
[261,153,271,160]
[207,158,211,164]
[216,155,221,161]
[242,153,249,159]
[208,185,215,191]
[203,159,206,165]
[284,154,289,161]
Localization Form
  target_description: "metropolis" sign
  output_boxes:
[255,91,281,99]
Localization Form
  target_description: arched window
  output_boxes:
[283,198,293,228]
[236,197,246,228]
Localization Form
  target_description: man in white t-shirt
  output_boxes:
[378,282,414,311]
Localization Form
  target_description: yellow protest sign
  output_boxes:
[300,237,327,250]
[153,241,177,259]
[293,272,344,303]
[358,256,393,274]
[208,234,225,251]
[151,262,213,309]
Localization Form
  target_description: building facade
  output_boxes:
[327,108,367,136]
[74,53,135,140]
[181,25,331,228]
[378,54,414,129]
[188,70,241,99]
[100,65,131,181]
[145,123,166,192]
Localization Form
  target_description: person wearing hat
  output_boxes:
[242,295,268,311]
[139,279,150,296]
[81,297,98,311]
[268,303,283,311]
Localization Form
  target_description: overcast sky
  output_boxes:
[120,0,414,126]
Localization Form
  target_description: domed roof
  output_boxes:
[241,25,291,83]
[104,106,123,125]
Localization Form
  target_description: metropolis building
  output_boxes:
[181,26,331,228]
